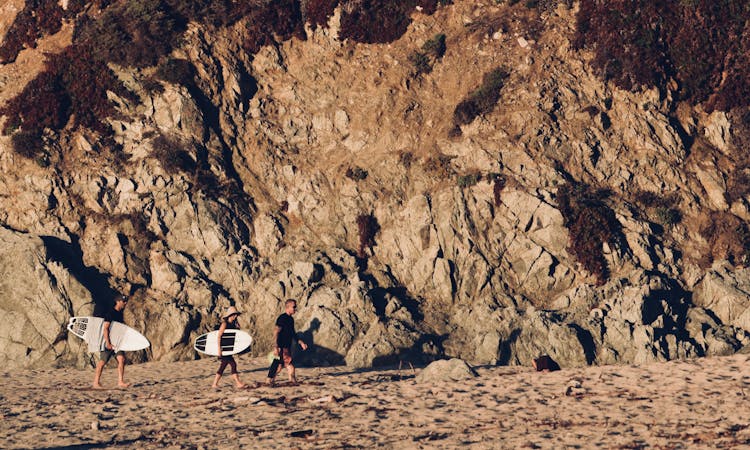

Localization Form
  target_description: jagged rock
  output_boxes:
[253,214,284,255]
[694,163,729,210]
[345,319,421,368]
[297,285,364,365]
[0,227,94,369]
[151,85,204,138]
[149,248,185,297]
[703,111,732,154]
[685,308,747,356]
[291,261,324,285]
[693,263,750,331]
[503,310,592,368]
[129,296,197,362]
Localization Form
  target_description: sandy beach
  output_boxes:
[2,354,750,449]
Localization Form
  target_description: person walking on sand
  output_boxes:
[212,306,248,389]
[93,295,131,389]
[266,299,308,386]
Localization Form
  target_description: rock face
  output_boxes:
[1,1,750,370]
[0,227,95,368]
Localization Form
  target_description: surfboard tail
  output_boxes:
[67,317,88,338]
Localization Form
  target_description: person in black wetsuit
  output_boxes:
[92,295,130,389]
[266,299,308,386]
[211,306,248,389]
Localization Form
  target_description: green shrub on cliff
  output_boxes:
[74,0,184,68]
[453,67,509,128]
[457,172,482,188]
[409,33,447,76]
[633,190,682,228]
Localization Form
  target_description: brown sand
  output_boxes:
[1,354,749,449]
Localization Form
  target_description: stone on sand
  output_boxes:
[416,358,478,382]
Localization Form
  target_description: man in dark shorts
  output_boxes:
[266,299,308,386]
[92,295,131,389]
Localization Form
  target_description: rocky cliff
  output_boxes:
[1,0,749,370]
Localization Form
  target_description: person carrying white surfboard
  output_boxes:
[92,295,131,389]
[266,299,308,386]
[211,306,248,389]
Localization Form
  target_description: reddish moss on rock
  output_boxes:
[574,0,750,111]
[700,212,750,267]
[339,0,440,44]
[0,70,70,135]
[51,44,134,133]
[0,0,64,63]
[557,183,623,285]
[305,0,339,29]
[0,42,131,155]
[356,213,380,258]
[242,0,306,54]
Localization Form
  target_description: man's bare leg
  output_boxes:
[93,360,106,388]
[116,354,130,388]
[287,364,298,384]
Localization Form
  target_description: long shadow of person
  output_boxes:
[41,235,120,315]
[297,318,345,367]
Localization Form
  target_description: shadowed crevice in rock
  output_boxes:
[569,324,596,365]
[370,333,446,367]
[668,115,694,156]
[497,329,522,366]
[644,276,692,337]
[183,64,256,206]
[40,235,118,314]
[237,66,258,112]
[368,286,424,322]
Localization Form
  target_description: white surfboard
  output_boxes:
[194,329,253,356]
[67,316,150,352]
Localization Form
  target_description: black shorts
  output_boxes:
[99,349,124,364]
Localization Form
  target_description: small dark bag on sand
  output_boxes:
[533,355,560,372]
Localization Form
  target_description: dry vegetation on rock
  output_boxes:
[356,213,380,258]
[557,183,623,285]
[0,0,448,159]
[452,67,509,133]
[574,0,750,111]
